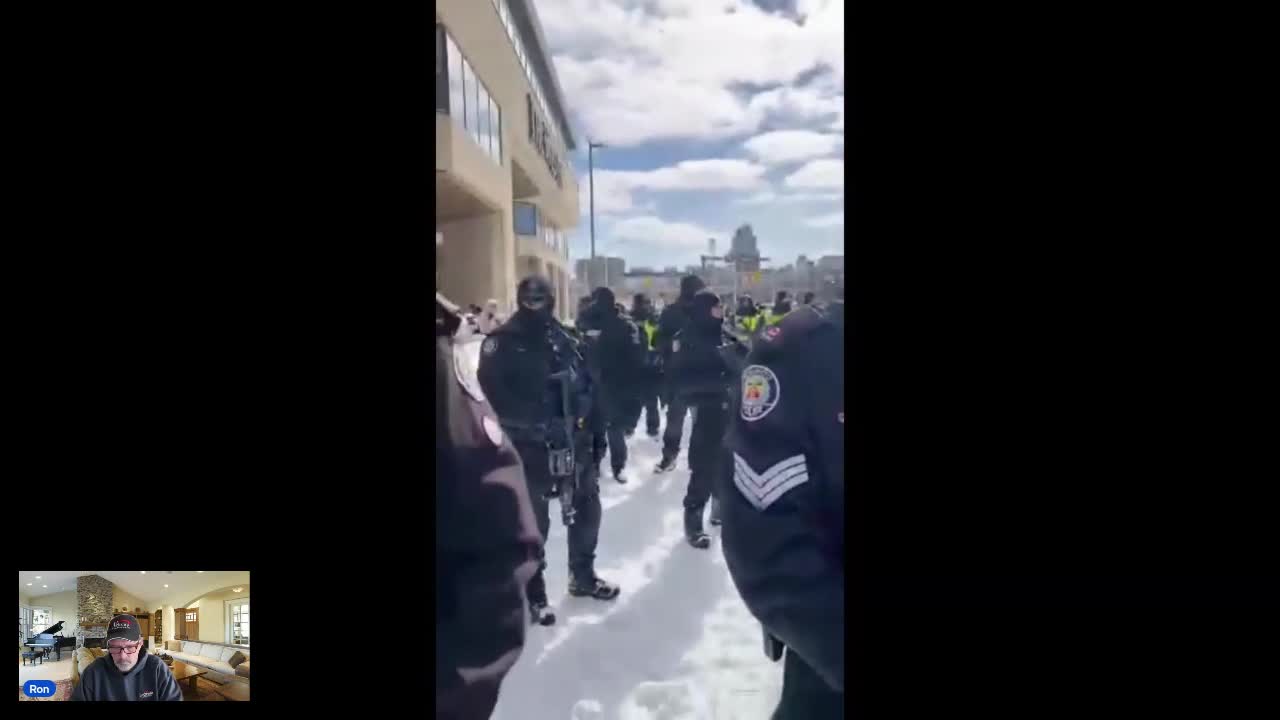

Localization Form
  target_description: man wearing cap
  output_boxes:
[70,614,183,701]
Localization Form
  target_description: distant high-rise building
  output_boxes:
[817,255,844,272]
[575,256,627,291]
[730,224,759,258]
[728,224,761,272]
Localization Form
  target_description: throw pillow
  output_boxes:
[201,644,222,659]
[219,646,237,663]
[227,651,247,668]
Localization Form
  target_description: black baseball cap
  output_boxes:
[106,614,142,643]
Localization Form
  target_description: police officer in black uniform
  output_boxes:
[654,274,707,473]
[719,303,844,718]
[435,293,542,718]
[478,276,621,627]
[666,289,740,548]
[577,287,645,484]
[771,290,793,320]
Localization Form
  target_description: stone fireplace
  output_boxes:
[75,574,114,650]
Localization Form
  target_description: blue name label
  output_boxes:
[25,680,57,697]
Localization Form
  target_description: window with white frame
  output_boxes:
[226,599,249,645]
[31,607,52,632]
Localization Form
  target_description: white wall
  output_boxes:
[111,586,148,617]
[25,590,77,636]
[189,586,251,644]
[163,606,175,645]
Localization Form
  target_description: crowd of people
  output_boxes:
[436,274,845,719]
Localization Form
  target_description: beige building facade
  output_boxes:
[435,0,578,320]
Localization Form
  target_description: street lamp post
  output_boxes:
[588,140,605,261]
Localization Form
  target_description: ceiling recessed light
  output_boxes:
[140,571,146,574]
[232,587,243,593]
[26,583,32,586]
[196,571,204,573]
[35,576,41,579]
[164,584,169,588]
[42,585,47,588]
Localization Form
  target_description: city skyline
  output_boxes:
[538,0,845,271]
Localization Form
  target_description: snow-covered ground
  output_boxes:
[460,336,784,720]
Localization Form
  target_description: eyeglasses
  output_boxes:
[106,644,141,655]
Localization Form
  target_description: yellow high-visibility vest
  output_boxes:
[641,320,658,349]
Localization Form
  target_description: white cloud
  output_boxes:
[580,158,769,216]
[739,190,778,205]
[743,130,842,165]
[737,189,843,205]
[596,215,728,266]
[540,0,845,147]
[805,211,844,228]
[783,158,844,190]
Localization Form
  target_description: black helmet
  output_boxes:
[516,275,555,318]
[679,274,706,300]
[689,288,723,331]
[590,286,616,308]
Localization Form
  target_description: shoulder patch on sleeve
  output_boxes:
[481,337,499,355]
[732,452,809,510]
[740,364,781,422]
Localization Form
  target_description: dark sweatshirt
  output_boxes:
[70,647,184,701]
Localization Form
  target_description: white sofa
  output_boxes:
[162,640,250,685]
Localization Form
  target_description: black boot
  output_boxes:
[684,506,711,549]
[709,497,722,526]
[529,600,556,626]
[655,454,678,473]
[613,468,628,484]
[568,574,621,600]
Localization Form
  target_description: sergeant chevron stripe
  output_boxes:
[732,452,809,510]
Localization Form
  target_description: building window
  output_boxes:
[226,599,249,646]
[471,66,484,149]
[514,203,538,236]
[460,57,475,141]
[446,33,464,121]
[440,26,502,167]
[435,25,447,112]
[490,94,502,163]
[477,83,491,158]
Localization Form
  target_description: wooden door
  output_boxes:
[184,609,198,641]
[137,618,150,639]
[173,608,186,640]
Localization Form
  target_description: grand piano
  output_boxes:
[24,621,76,661]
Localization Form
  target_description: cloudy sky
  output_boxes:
[537,0,845,272]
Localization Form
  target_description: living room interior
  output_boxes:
[19,570,250,701]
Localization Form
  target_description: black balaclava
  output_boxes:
[689,288,723,334]
[516,275,555,324]
[773,290,792,316]
[679,275,706,302]
[589,287,617,318]
[632,293,653,322]
[802,291,815,305]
